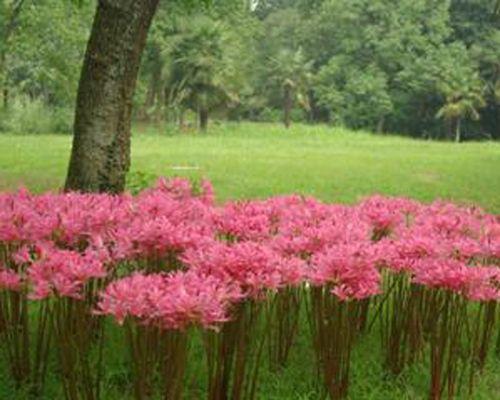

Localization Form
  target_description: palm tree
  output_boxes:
[166,17,239,132]
[268,48,313,128]
[436,77,485,142]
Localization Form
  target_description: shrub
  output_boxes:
[0,97,73,134]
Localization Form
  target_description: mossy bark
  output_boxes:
[65,0,159,193]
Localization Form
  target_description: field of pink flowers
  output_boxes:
[1,178,499,399]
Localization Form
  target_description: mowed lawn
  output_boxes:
[0,122,499,212]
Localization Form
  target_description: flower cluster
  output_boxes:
[97,270,241,329]
[0,178,499,330]
[0,267,21,291]
[28,246,107,300]
[309,244,381,300]
[183,241,305,298]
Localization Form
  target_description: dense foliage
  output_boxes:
[0,0,499,139]
[0,177,499,399]
[0,0,94,133]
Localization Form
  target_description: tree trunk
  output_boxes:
[142,50,163,121]
[65,0,159,193]
[2,88,7,109]
[283,83,292,129]
[455,118,461,143]
[199,108,209,132]
[140,78,156,120]
[178,109,186,130]
[493,0,500,19]
[153,76,165,122]
[446,118,454,141]
[1,37,8,110]
[377,115,385,134]
[307,90,316,122]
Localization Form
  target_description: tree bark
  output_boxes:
[65,0,159,193]
[199,108,209,132]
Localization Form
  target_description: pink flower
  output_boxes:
[12,245,33,264]
[359,195,419,238]
[97,270,241,329]
[464,266,500,301]
[96,273,163,324]
[183,242,305,298]
[412,259,468,292]
[214,201,275,241]
[28,247,106,300]
[1,180,498,310]
[0,268,22,291]
[309,244,381,300]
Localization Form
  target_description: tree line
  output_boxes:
[0,0,499,192]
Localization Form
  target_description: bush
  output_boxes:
[289,107,308,123]
[257,107,282,122]
[256,107,308,123]
[0,97,73,134]
[50,106,74,134]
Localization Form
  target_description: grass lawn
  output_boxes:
[0,122,499,212]
[0,123,499,399]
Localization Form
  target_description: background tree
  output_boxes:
[134,1,256,130]
[0,0,93,134]
[314,59,392,131]
[167,16,234,131]
[435,61,486,142]
[268,48,312,128]
[0,0,26,108]
[252,7,311,126]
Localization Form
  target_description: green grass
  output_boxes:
[0,123,499,399]
[0,122,499,211]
